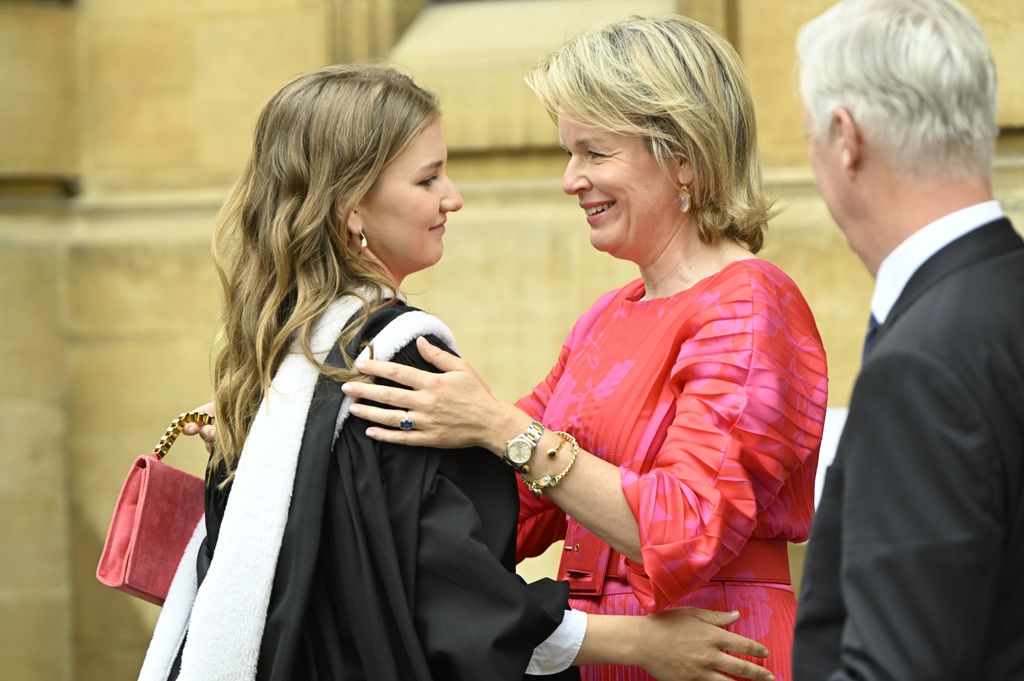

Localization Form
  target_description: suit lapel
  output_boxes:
[878,218,1021,342]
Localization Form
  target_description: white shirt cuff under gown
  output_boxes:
[527,609,588,675]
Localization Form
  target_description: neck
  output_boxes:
[849,172,993,277]
[638,222,752,299]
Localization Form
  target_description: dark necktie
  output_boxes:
[862,313,881,363]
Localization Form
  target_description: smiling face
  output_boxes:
[558,118,688,264]
[349,120,463,285]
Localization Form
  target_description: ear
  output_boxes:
[345,205,363,240]
[675,158,694,186]
[832,108,862,178]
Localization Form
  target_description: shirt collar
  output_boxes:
[871,200,1003,323]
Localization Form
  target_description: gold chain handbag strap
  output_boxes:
[152,411,215,460]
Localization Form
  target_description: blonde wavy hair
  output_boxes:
[527,15,773,252]
[210,64,440,483]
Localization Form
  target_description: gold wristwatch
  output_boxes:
[503,420,545,474]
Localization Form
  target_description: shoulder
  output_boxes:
[694,259,823,350]
[884,247,1024,372]
[362,302,457,369]
[720,259,816,319]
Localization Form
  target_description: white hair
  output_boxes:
[797,0,997,180]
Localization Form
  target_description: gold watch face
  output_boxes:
[507,438,533,465]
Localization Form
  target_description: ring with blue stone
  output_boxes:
[399,412,415,431]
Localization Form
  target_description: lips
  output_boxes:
[583,202,615,217]
[581,201,615,225]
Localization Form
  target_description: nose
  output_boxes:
[562,157,590,196]
[441,178,463,213]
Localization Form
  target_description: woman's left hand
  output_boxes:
[342,336,520,453]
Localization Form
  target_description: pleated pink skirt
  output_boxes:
[570,580,796,681]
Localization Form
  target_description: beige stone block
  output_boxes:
[0,241,63,401]
[518,541,564,582]
[88,20,195,97]
[761,186,872,407]
[87,89,200,176]
[76,640,154,681]
[76,645,148,681]
[740,0,834,168]
[66,230,220,339]
[0,597,71,681]
[391,0,676,152]
[0,5,79,177]
[788,541,807,595]
[964,0,1024,127]
[74,510,161,678]
[84,15,201,175]
[68,334,214,537]
[746,0,1024,165]
[194,7,330,171]
[85,0,199,17]
[0,401,69,593]
[675,0,731,35]
[335,1,375,61]
[68,333,211,677]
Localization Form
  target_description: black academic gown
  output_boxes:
[173,303,577,681]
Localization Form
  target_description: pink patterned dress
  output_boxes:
[516,260,828,681]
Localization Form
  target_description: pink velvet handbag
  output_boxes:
[95,411,213,605]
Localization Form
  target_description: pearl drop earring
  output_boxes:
[678,185,692,214]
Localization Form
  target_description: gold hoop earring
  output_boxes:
[359,231,367,250]
[678,185,691,214]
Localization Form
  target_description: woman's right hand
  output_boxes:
[638,608,773,681]
[183,401,217,454]
[578,607,773,681]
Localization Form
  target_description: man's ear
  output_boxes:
[833,108,862,178]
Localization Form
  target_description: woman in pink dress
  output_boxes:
[343,15,828,681]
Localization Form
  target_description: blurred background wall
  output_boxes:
[1,0,1021,679]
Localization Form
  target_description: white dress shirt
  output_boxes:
[528,608,588,674]
[871,200,1004,324]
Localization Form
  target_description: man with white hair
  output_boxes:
[792,1,1024,679]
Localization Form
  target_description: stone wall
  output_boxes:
[1,1,1021,678]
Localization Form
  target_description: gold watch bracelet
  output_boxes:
[522,430,580,498]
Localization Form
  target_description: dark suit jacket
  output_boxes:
[793,218,1024,680]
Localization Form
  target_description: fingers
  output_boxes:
[354,357,435,389]
[345,402,429,446]
[342,381,422,411]
[183,402,216,437]
[415,336,464,372]
[199,425,217,451]
[347,402,410,429]
[714,653,774,681]
[716,629,769,659]
[691,607,741,628]
[182,401,216,454]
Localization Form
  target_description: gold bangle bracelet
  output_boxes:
[523,430,579,498]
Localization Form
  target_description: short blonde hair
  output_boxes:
[527,15,773,252]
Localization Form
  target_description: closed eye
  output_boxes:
[418,175,438,187]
